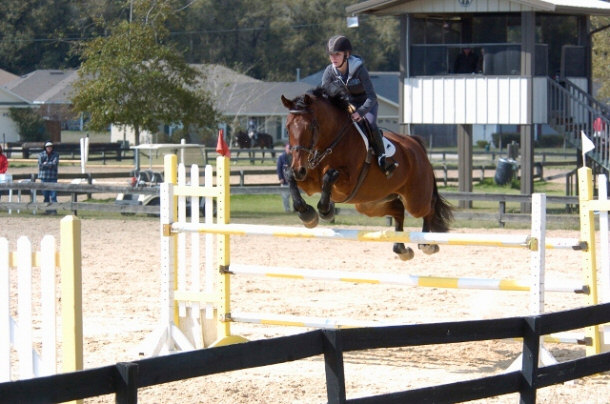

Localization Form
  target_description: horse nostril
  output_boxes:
[292,166,306,181]
[298,167,307,179]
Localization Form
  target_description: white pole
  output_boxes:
[598,175,609,303]
[531,193,546,315]
[79,137,89,175]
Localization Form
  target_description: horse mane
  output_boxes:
[291,86,350,114]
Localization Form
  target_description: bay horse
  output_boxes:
[233,130,275,163]
[280,87,453,260]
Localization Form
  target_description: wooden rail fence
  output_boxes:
[0,303,609,403]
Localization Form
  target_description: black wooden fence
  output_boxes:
[0,181,580,224]
[1,303,609,403]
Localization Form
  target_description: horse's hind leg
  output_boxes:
[356,196,414,261]
[417,188,452,255]
[417,215,440,255]
[390,200,414,261]
[317,169,339,221]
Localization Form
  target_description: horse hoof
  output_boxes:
[318,203,335,222]
[303,214,319,228]
[393,244,414,261]
[299,206,319,228]
[418,244,440,255]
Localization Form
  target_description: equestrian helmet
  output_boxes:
[327,35,352,54]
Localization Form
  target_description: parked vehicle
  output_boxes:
[115,169,207,216]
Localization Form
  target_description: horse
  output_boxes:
[280,87,453,261]
[232,130,276,163]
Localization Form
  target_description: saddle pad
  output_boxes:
[382,137,396,157]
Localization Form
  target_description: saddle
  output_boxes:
[358,119,396,158]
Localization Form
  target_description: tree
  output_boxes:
[71,0,218,146]
[0,0,84,74]
[592,16,610,102]
[8,107,46,142]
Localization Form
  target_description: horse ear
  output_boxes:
[281,95,294,110]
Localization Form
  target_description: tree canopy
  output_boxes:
[0,0,399,79]
[592,16,610,102]
[71,1,218,145]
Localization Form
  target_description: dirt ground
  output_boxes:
[3,212,610,403]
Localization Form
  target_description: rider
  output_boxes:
[321,34,397,177]
[247,118,258,141]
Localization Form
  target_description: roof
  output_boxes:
[4,69,78,103]
[347,0,610,16]
[300,70,400,105]
[0,68,18,86]
[2,64,259,106]
[216,81,313,116]
[192,64,260,85]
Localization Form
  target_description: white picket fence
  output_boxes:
[0,216,83,382]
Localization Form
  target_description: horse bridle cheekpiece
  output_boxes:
[288,109,351,169]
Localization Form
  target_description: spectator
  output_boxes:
[38,141,59,214]
[0,145,7,174]
[454,47,479,74]
[277,143,292,212]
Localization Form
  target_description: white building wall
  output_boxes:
[110,124,153,145]
[0,108,20,143]
[404,76,541,125]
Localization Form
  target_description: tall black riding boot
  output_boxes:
[370,128,398,178]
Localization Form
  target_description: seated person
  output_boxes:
[454,47,479,74]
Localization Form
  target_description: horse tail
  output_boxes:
[410,135,453,232]
[430,181,453,232]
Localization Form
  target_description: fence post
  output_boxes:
[520,316,540,404]
[578,167,601,355]
[322,330,346,404]
[116,362,139,404]
[60,216,83,378]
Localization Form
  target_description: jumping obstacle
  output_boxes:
[1,216,83,382]
[146,154,609,357]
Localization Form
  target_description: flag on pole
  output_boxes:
[216,129,230,157]
[581,131,595,167]
[581,131,595,153]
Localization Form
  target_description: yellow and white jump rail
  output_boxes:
[146,154,609,357]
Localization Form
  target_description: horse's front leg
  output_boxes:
[317,169,339,222]
[287,170,319,228]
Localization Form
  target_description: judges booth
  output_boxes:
[347,0,610,210]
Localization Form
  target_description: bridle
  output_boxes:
[288,109,352,170]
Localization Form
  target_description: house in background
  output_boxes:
[0,69,80,144]
[300,70,401,133]
[0,65,314,147]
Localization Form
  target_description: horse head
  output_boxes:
[281,88,351,181]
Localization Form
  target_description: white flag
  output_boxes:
[581,131,595,155]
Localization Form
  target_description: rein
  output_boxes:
[289,109,352,170]
[288,106,374,203]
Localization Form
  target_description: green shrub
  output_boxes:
[535,134,564,148]
[491,132,520,148]
[9,107,46,141]
[476,140,489,149]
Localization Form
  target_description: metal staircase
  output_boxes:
[546,77,610,175]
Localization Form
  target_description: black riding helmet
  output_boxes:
[326,35,352,54]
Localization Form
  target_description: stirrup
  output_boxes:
[378,156,398,178]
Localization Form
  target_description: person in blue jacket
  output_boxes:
[321,35,397,177]
[38,141,59,214]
